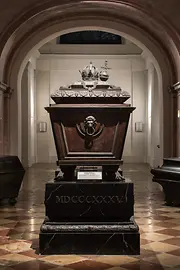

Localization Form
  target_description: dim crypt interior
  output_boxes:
[0,3,180,269]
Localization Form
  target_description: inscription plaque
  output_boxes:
[77,166,102,180]
[56,195,123,204]
[45,180,134,222]
[77,171,102,180]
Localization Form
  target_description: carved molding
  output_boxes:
[0,81,8,92]
[170,82,180,94]
[4,87,13,99]
[0,82,13,98]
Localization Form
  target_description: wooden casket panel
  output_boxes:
[47,105,134,165]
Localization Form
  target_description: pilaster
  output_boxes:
[0,82,13,155]
[170,82,180,157]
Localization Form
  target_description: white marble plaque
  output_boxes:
[77,171,102,180]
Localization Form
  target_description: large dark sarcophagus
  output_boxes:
[0,156,25,205]
[39,61,140,255]
[151,158,180,206]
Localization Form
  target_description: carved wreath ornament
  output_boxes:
[76,116,104,149]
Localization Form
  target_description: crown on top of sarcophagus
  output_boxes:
[50,61,130,104]
[79,61,99,81]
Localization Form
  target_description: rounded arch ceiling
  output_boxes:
[0,0,179,158]
[1,0,180,84]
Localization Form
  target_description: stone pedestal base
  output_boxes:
[39,178,140,255]
[39,220,140,255]
[44,180,134,222]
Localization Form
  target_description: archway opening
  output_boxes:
[1,2,179,164]
[18,26,163,168]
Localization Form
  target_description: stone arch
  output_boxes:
[0,1,179,159]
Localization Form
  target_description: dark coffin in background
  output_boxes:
[0,156,25,205]
[151,158,180,206]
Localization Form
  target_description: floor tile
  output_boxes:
[8,228,26,234]
[140,238,152,245]
[0,237,16,245]
[41,255,86,266]
[106,267,128,270]
[172,225,180,230]
[0,253,35,266]
[48,267,73,270]
[160,213,180,218]
[156,207,180,212]
[0,267,15,270]
[164,219,180,224]
[67,259,111,269]
[167,248,180,257]
[120,260,165,270]
[0,220,18,225]
[12,260,58,270]
[139,225,166,232]
[140,248,159,258]
[157,228,180,236]
[0,163,180,269]
[161,237,180,247]
[5,216,32,221]
[144,253,180,267]
[20,218,43,225]
[19,249,45,259]
[141,232,173,242]
[155,221,179,228]
[0,249,11,256]
[94,255,139,266]
[135,218,160,225]
[0,241,32,253]
[8,233,23,240]
[21,233,39,240]
[141,242,179,252]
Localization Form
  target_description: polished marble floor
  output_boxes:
[0,163,180,269]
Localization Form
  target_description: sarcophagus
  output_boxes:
[40,61,140,255]
[151,158,180,206]
[45,61,135,179]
